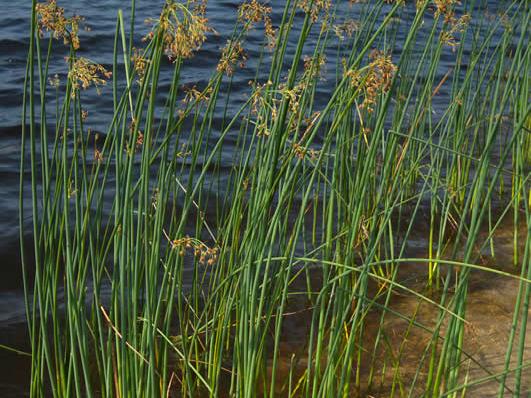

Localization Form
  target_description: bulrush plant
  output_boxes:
[20,0,530,397]
[35,0,82,49]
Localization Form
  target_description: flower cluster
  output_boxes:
[415,0,429,10]
[299,0,331,23]
[131,47,149,84]
[333,19,360,41]
[182,85,213,105]
[292,142,319,161]
[94,148,103,162]
[135,131,144,148]
[303,54,327,81]
[36,0,83,49]
[413,1,470,47]
[170,236,219,265]
[345,50,397,112]
[248,58,323,138]
[217,40,248,76]
[440,14,471,48]
[249,80,275,137]
[124,119,144,153]
[147,1,210,61]
[238,0,270,25]
[434,0,459,21]
[238,0,276,48]
[250,80,271,113]
[67,57,111,97]
[280,84,304,117]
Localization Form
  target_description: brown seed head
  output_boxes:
[131,47,149,84]
[345,50,397,112]
[36,0,83,49]
[238,1,276,48]
[299,0,331,23]
[217,40,248,76]
[67,57,111,97]
[146,1,210,61]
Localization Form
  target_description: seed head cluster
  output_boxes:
[334,19,360,41]
[147,0,210,61]
[440,14,470,47]
[292,142,319,161]
[238,0,276,49]
[303,55,327,81]
[36,0,83,49]
[415,1,471,47]
[171,236,219,265]
[249,80,274,137]
[182,85,213,105]
[434,0,459,21]
[345,50,397,113]
[67,57,112,97]
[299,0,331,23]
[217,40,248,77]
[131,47,149,84]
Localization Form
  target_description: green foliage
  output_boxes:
[21,0,530,396]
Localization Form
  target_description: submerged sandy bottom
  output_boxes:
[268,224,530,397]
[269,270,530,397]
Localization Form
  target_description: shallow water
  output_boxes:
[268,221,530,397]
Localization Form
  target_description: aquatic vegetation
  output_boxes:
[20,0,530,397]
[67,57,112,95]
[35,0,82,49]
[217,40,248,76]
[345,50,397,112]
[146,0,210,60]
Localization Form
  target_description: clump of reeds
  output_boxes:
[20,0,530,397]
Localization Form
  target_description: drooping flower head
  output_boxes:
[217,40,248,76]
[299,0,331,23]
[238,0,276,48]
[67,57,111,97]
[146,0,210,61]
[345,50,397,112]
[36,0,83,49]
